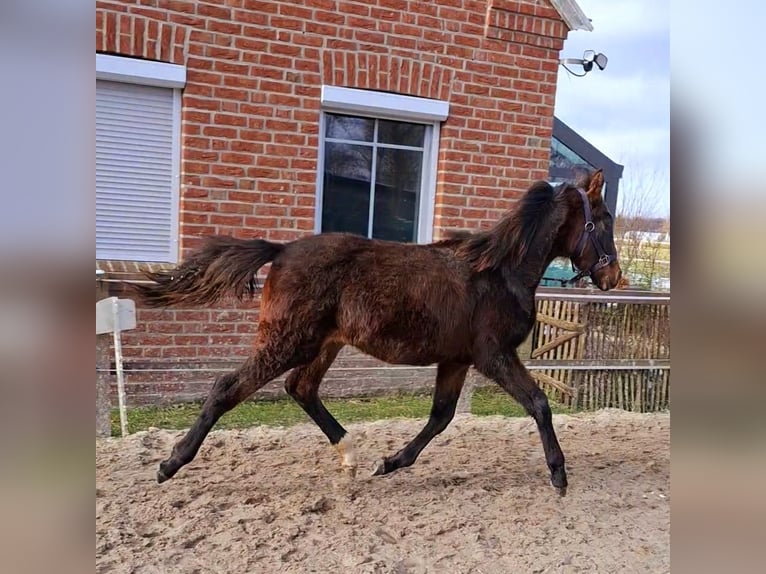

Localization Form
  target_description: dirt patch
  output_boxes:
[96,409,669,573]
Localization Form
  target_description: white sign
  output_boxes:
[96,297,136,334]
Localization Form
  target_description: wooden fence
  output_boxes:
[99,285,670,414]
[518,288,670,412]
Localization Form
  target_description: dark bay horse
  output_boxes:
[134,168,621,495]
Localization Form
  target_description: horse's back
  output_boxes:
[264,233,475,364]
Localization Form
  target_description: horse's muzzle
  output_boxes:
[593,262,622,291]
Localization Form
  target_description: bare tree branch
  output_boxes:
[614,161,670,290]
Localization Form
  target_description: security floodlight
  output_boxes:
[559,49,608,77]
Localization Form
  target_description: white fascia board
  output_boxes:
[96,53,186,88]
[321,85,449,123]
[550,0,593,32]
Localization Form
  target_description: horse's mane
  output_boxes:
[454,181,565,273]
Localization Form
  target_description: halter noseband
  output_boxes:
[565,187,615,284]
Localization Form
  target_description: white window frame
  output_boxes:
[316,86,448,244]
[95,54,185,262]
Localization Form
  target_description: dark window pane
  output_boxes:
[372,148,422,242]
[325,113,374,142]
[550,137,593,170]
[549,138,595,188]
[321,142,372,236]
[377,119,426,147]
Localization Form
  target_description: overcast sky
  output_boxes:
[553,0,670,218]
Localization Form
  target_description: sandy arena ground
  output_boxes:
[96,409,670,573]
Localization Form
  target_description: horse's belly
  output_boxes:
[339,313,471,366]
[350,340,442,366]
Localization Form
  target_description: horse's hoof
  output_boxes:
[550,467,567,491]
[371,459,388,477]
[554,483,567,497]
[157,461,174,484]
[550,471,567,496]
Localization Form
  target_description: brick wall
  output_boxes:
[96,0,571,405]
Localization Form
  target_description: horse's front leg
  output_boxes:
[475,349,568,495]
[372,362,469,476]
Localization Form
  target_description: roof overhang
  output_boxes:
[550,0,593,32]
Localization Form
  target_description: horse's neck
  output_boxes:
[508,250,552,293]
[504,209,567,292]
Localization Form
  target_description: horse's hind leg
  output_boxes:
[476,349,567,495]
[283,341,357,475]
[157,333,307,484]
[372,361,469,476]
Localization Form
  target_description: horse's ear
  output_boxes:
[587,168,604,200]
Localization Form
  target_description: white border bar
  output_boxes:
[321,85,449,122]
[418,122,440,243]
[96,53,186,89]
[168,89,182,263]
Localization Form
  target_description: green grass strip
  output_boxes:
[110,387,572,436]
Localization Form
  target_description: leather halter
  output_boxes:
[566,187,615,284]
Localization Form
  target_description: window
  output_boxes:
[316,86,448,243]
[96,54,185,262]
[549,136,594,184]
[549,116,623,214]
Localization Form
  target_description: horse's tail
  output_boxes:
[131,235,284,308]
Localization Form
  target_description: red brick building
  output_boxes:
[95,0,595,405]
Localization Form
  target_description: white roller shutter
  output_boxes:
[96,79,180,262]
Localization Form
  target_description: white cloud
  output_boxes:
[582,127,669,164]
[556,72,669,125]
[553,0,670,217]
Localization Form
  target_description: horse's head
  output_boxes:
[557,169,622,291]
